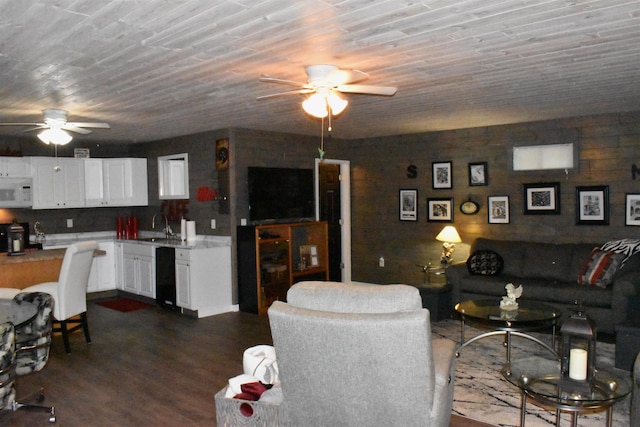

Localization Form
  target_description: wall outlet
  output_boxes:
[241,218,247,226]
[211,219,216,229]
[67,219,73,228]
[378,256,385,267]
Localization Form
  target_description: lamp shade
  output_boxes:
[37,128,72,145]
[435,226,462,243]
[302,93,328,118]
[326,92,347,115]
[302,91,348,118]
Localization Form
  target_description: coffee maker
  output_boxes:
[7,220,25,256]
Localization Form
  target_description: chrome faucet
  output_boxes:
[152,214,158,231]
[164,215,174,238]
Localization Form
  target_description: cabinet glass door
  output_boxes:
[258,240,290,310]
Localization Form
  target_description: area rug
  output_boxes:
[431,319,631,427]
[95,297,154,313]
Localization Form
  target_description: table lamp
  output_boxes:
[435,225,462,264]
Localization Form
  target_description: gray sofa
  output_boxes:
[446,238,640,334]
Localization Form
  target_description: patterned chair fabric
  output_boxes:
[0,322,16,410]
[13,292,54,376]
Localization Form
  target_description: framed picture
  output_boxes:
[488,196,510,224]
[399,189,418,221]
[74,148,90,158]
[432,161,452,189]
[523,182,560,214]
[216,138,229,170]
[626,194,640,226]
[468,162,488,186]
[427,198,453,222]
[576,186,609,225]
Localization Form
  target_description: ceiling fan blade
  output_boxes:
[66,122,110,129]
[257,88,315,100]
[259,77,309,88]
[331,69,369,85]
[0,122,43,126]
[23,125,47,133]
[62,125,92,134]
[336,84,398,96]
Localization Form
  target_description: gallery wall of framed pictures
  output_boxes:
[398,158,631,227]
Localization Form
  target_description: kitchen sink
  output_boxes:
[137,237,176,243]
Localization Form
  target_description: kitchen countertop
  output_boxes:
[37,231,231,250]
[0,248,106,265]
[0,248,66,264]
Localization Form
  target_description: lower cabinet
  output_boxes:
[121,242,155,298]
[175,246,233,317]
[87,241,116,293]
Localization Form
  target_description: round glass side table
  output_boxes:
[502,355,631,427]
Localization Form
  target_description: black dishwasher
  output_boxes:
[155,247,178,309]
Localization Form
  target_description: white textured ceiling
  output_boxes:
[0,0,638,143]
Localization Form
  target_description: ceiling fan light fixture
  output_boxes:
[327,92,348,115]
[302,93,329,118]
[38,128,73,145]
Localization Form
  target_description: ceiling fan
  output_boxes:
[258,64,397,118]
[0,109,110,144]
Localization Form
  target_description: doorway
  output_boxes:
[315,159,351,282]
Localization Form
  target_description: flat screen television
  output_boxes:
[248,167,315,223]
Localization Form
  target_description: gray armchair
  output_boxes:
[268,281,457,427]
[632,351,640,427]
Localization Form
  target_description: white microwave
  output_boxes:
[0,178,32,207]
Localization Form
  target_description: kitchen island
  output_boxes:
[0,248,106,289]
[0,248,65,289]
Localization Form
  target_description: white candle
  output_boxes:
[569,348,588,380]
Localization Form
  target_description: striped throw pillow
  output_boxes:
[578,248,625,288]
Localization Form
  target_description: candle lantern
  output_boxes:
[7,220,25,256]
[559,305,596,394]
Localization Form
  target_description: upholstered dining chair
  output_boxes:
[10,291,56,422]
[13,292,54,375]
[632,351,640,427]
[24,241,99,354]
[0,322,16,411]
[268,281,457,427]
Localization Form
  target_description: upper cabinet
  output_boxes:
[0,157,31,178]
[30,156,148,209]
[158,153,189,200]
[31,157,85,209]
[84,158,148,207]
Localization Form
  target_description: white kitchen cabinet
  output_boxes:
[115,241,124,290]
[31,157,85,209]
[175,245,232,317]
[0,156,31,177]
[121,242,155,298]
[84,158,148,207]
[87,241,116,293]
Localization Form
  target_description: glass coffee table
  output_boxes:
[502,356,631,427]
[455,299,561,363]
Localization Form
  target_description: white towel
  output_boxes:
[224,374,259,398]
[243,345,279,385]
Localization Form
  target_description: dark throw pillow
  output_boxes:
[577,248,625,288]
[467,250,504,276]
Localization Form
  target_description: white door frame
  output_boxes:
[314,158,351,282]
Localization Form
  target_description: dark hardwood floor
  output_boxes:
[0,297,495,426]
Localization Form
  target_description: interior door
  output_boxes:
[318,163,342,281]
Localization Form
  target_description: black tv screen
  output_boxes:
[248,167,315,223]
